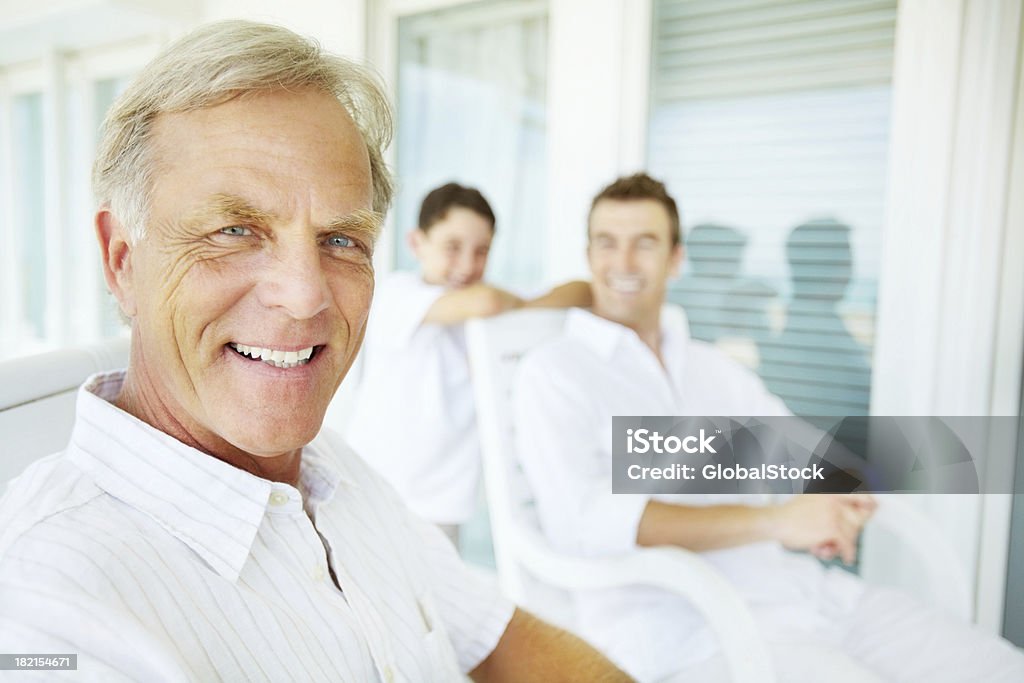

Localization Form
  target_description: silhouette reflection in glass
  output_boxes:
[759,219,873,417]
[671,223,752,342]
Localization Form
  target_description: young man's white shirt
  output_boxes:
[0,371,514,682]
[513,306,1024,683]
[348,271,480,525]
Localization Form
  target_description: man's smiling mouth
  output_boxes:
[607,275,644,294]
[228,343,320,369]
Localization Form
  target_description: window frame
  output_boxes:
[0,36,163,357]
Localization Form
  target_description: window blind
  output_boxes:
[648,0,898,416]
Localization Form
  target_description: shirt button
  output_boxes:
[269,492,289,506]
[383,666,394,683]
[312,566,325,581]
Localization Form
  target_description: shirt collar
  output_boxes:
[65,370,351,582]
[564,304,692,361]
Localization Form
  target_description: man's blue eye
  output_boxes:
[328,235,354,248]
[220,226,251,236]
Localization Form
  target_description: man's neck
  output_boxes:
[115,371,303,487]
[634,325,664,367]
[592,307,664,366]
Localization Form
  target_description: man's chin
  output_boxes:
[220,417,323,460]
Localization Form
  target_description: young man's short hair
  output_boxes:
[418,182,496,232]
[589,173,682,246]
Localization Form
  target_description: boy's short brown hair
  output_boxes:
[418,182,496,232]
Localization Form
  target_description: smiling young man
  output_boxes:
[513,173,1024,682]
[348,183,589,542]
[0,22,628,682]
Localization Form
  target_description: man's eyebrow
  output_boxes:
[181,195,383,241]
[181,194,276,228]
[325,208,384,243]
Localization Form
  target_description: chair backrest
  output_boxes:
[466,309,568,604]
[0,337,130,489]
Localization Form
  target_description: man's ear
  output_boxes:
[669,243,685,278]
[95,208,137,318]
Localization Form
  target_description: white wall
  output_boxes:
[201,0,366,59]
[544,0,650,281]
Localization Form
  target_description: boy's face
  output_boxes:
[409,206,494,288]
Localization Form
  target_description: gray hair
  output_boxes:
[92,20,394,242]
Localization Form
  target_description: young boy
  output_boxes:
[347,183,589,543]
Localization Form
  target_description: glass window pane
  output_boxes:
[648,0,897,417]
[11,93,46,342]
[394,0,548,290]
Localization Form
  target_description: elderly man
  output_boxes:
[514,173,1024,682]
[0,21,628,682]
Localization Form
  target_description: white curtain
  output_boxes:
[394,3,547,290]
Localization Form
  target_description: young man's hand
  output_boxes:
[769,494,877,565]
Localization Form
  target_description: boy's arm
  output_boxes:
[421,280,591,325]
[521,280,592,309]
[421,283,525,325]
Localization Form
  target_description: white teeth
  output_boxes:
[608,275,643,293]
[229,343,317,368]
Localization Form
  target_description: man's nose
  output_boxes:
[611,245,636,271]
[259,241,331,319]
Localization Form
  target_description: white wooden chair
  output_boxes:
[467,308,777,683]
[467,308,975,683]
[0,337,130,490]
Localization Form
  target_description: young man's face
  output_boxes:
[409,207,494,288]
[98,88,379,461]
[587,198,683,329]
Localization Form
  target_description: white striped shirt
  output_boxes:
[0,371,514,682]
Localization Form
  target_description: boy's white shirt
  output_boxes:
[347,271,481,524]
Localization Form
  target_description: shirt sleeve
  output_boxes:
[514,351,650,558]
[370,272,446,349]
[0,577,191,682]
